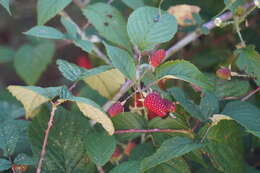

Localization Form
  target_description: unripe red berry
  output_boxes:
[216,67,231,80]
[149,49,166,67]
[124,141,136,156]
[108,102,124,117]
[76,55,93,69]
[111,147,122,162]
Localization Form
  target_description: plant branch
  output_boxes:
[59,11,110,64]
[241,86,260,101]
[164,2,254,61]
[36,103,58,173]
[115,128,194,138]
[102,80,135,111]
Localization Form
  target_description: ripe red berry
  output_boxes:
[149,49,166,67]
[147,110,158,120]
[108,102,124,117]
[111,147,122,162]
[216,67,231,80]
[124,141,136,156]
[144,92,175,117]
[76,55,93,69]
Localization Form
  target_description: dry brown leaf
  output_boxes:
[168,4,201,26]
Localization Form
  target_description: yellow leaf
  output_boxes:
[7,85,49,118]
[76,101,115,135]
[168,4,201,26]
[83,69,125,99]
[210,114,232,126]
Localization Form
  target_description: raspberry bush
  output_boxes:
[0,0,260,173]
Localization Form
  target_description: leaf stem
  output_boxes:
[241,86,260,101]
[36,102,58,173]
[115,128,194,138]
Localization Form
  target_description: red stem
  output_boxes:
[114,128,193,138]
[241,87,260,101]
[36,103,57,173]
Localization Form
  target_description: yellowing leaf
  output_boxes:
[167,4,200,26]
[74,97,114,135]
[210,114,232,126]
[83,69,125,99]
[7,85,61,118]
[7,86,49,118]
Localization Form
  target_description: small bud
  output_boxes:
[216,67,231,80]
[214,17,222,27]
[254,0,260,8]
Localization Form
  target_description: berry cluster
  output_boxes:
[144,92,176,118]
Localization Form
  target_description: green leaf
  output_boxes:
[37,0,72,25]
[0,0,11,15]
[199,92,219,119]
[85,127,116,166]
[146,159,191,173]
[129,142,155,161]
[235,45,260,86]
[64,96,115,135]
[127,7,177,51]
[204,142,245,173]
[156,60,213,91]
[83,3,131,49]
[109,161,140,173]
[168,87,204,121]
[0,46,14,63]
[56,59,112,81]
[224,0,244,13]
[60,16,78,39]
[14,41,55,85]
[29,108,92,172]
[0,101,24,122]
[0,159,12,171]
[212,77,251,99]
[7,85,62,118]
[141,136,203,171]
[122,0,145,9]
[73,39,93,53]
[104,43,136,79]
[83,69,125,99]
[112,112,147,141]
[222,101,260,137]
[24,26,66,39]
[0,120,28,156]
[14,153,34,165]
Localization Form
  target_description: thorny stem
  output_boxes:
[241,87,260,101]
[115,129,194,138]
[36,103,58,173]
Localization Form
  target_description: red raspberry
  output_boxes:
[144,92,175,117]
[124,141,136,156]
[216,67,231,80]
[76,55,93,69]
[108,102,124,117]
[111,147,122,162]
[149,49,166,67]
[147,110,158,120]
